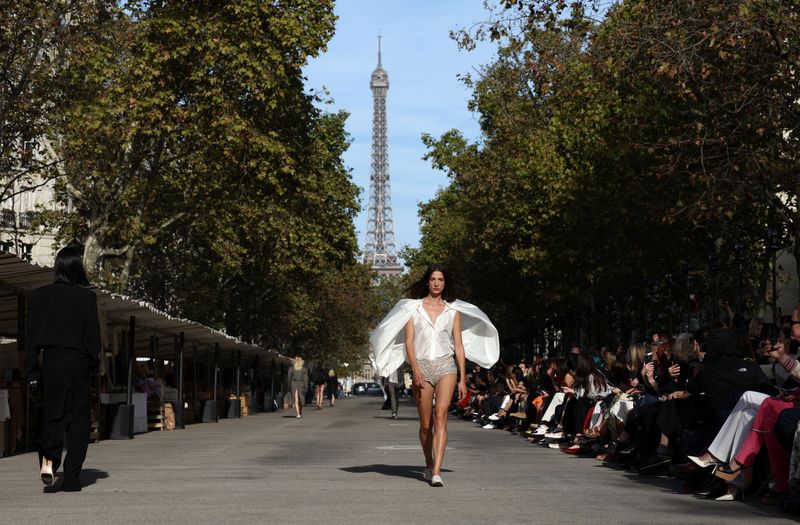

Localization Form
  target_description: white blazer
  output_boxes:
[370,298,500,378]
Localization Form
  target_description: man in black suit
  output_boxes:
[25,247,101,492]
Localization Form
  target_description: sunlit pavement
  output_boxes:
[0,396,791,524]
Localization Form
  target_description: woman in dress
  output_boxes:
[313,365,327,410]
[326,369,339,407]
[287,357,309,418]
[370,265,499,487]
[25,246,101,491]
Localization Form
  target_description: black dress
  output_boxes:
[312,368,326,386]
[25,282,102,490]
[326,375,339,399]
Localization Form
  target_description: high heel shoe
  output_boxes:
[695,476,726,499]
[715,487,744,501]
[687,454,723,469]
[714,463,749,482]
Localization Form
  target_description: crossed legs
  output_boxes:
[415,373,457,476]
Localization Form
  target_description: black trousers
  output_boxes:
[482,395,503,416]
[776,408,800,450]
[42,347,91,487]
[387,382,399,414]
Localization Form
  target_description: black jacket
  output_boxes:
[25,282,102,374]
[687,356,776,413]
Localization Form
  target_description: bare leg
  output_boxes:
[415,382,435,470]
[316,385,324,408]
[294,391,302,417]
[431,373,457,476]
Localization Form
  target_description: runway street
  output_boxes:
[0,396,792,524]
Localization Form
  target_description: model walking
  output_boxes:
[370,265,499,487]
[287,357,309,418]
[25,247,102,492]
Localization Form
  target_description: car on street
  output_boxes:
[352,382,383,396]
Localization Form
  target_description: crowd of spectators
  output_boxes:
[452,303,800,512]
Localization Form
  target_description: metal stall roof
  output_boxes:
[0,252,289,365]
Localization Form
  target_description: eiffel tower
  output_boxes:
[363,35,402,277]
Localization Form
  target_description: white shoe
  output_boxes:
[40,457,55,486]
[430,474,443,487]
[423,468,432,482]
[296,415,302,419]
[532,426,549,436]
[483,423,496,429]
[715,488,743,501]
[544,430,564,440]
[687,455,723,469]
[488,413,500,421]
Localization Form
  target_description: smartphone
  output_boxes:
[644,352,653,364]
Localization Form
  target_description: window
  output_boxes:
[0,209,14,228]
[17,211,35,229]
[21,244,32,261]
[21,140,37,168]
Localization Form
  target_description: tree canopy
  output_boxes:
[4,0,378,362]
[408,0,800,350]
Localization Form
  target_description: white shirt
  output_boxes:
[370,298,499,378]
[574,374,611,400]
[411,302,456,361]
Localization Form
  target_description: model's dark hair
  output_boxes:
[54,246,89,286]
[574,351,608,394]
[404,264,457,302]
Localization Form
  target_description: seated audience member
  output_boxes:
[562,351,611,452]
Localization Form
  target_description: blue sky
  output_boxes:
[304,1,498,263]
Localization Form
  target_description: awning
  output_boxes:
[0,252,289,364]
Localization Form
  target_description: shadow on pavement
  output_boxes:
[42,469,109,493]
[341,464,451,480]
[79,468,109,487]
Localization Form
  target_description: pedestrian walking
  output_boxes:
[327,369,338,407]
[313,365,326,409]
[25,246,102,492]
[385,368,401,419]
[287,357,309,418]
[370,264,499,487]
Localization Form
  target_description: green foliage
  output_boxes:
[0,1,105,203]
[410,0,800,347]
[9,0,374,364]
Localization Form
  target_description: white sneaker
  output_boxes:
[423,468,432,482]
[532,426,549,436]
[544,430,564,440]
[488,413,500,421]
[430,474,443,487]
[483,423,496,429]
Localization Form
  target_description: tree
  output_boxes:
[0,1,106,206]
[409,0,799,349]
[29,0,374,363]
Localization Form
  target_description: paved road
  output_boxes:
[0,396,793,524]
